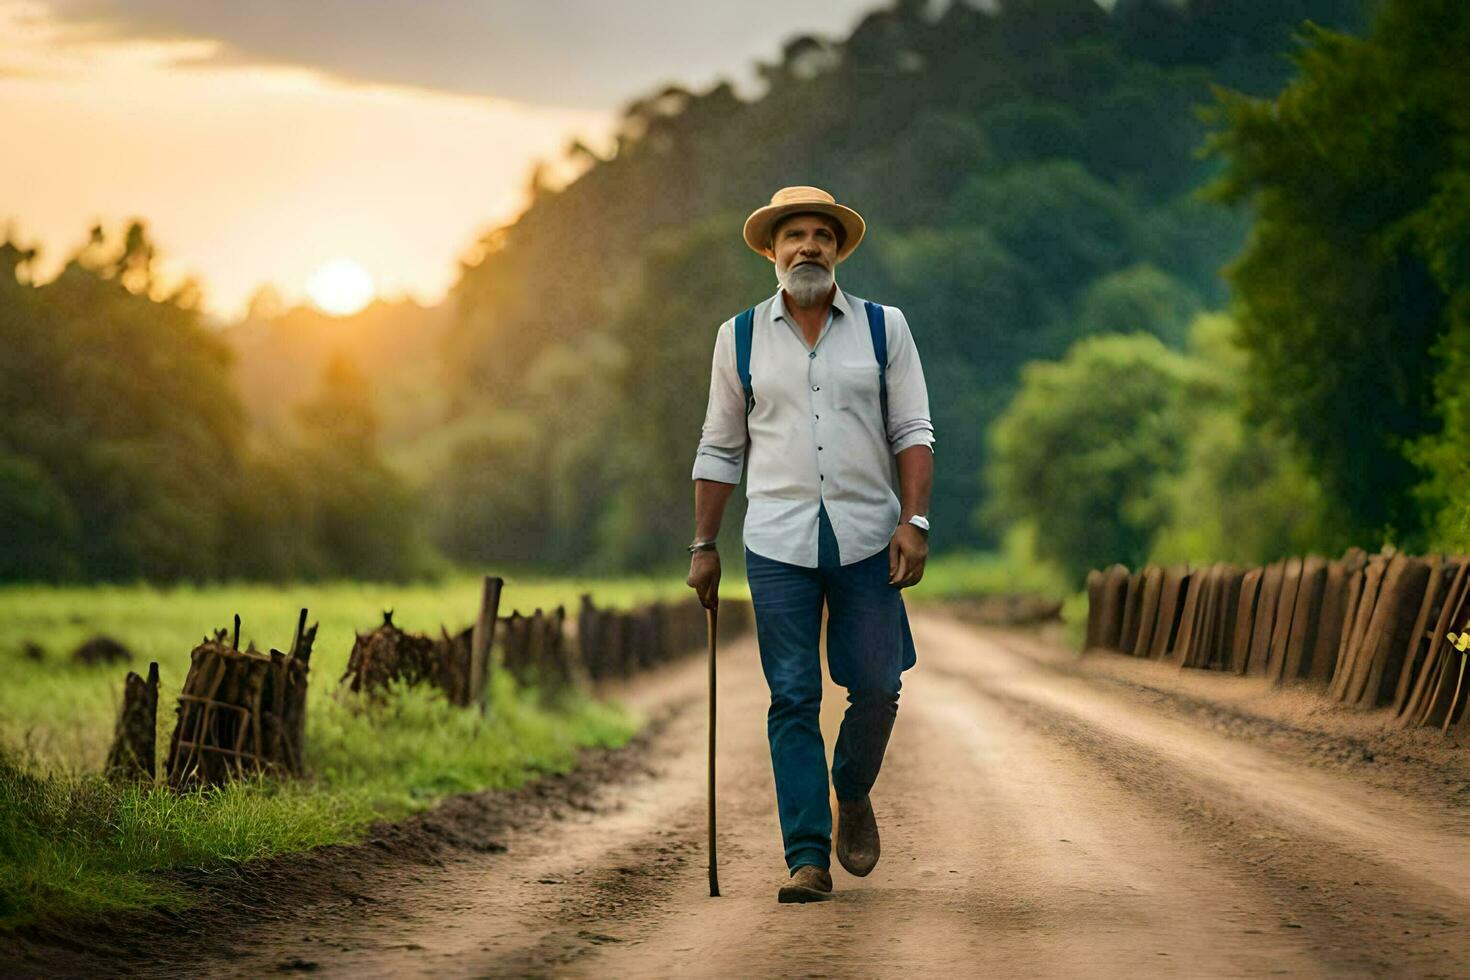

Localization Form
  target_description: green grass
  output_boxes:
[1061,589,1089,648]
[309,675,637,812]
[1,671,636,928]
[909,548,1070,602]
[0,572,688,929]
[0,572,699,772]
[0,552,1061,931]
[1,750,375,925]
[912,549,1088,651]
[908,526,1072,603]
[907,535,1089,649]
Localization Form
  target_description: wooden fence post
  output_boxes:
[105,660,159,781]
[470,575,504,715]
[578,594,599,679]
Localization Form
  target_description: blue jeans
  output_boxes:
[744,503,917,872]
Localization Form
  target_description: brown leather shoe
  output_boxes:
[777,865,833,903]
[837,795,880,876]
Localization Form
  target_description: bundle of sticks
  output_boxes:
[165,611,315,787]
[339,610,478,705]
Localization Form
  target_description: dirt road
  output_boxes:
[44,612,1470,978]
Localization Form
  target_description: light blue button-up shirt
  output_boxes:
[691,287,935,568]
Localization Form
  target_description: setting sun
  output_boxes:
[307,258,376,316]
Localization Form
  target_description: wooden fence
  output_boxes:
[107,586,753,788]
[577,594,753,682]
[1085,548,1470,732]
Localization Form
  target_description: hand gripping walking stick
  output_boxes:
[707,601,721,897]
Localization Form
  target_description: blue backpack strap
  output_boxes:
[864,300,889,432]
[734,306,756,416]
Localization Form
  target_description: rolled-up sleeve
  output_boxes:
[884,307,935,455]
[691,319,748,484]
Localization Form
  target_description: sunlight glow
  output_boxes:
[307,258,376,316]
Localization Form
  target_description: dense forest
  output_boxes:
[0,229,431,581]
[11,0,1467,587]
[437,0,1369,572]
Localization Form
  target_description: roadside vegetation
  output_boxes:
[0,573,699,928]
[0,558,1057,929]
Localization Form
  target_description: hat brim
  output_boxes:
[743,201,865,262]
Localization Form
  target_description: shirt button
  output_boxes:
[818,446,823,451]
[808,352,816,359]
[812,385,820,392]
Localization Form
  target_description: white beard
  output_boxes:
[779,261,834,307]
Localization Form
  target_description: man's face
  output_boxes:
[769,213,841,278]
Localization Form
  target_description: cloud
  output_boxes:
[35,0,879,109]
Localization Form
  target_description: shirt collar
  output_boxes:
[773,283,851,323]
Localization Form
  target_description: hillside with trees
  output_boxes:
[436,0,1368,572]
[0,224,431,581]
[4,0,1401,583]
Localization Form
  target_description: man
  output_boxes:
[686,185,935,904]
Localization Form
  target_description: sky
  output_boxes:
[0,0,881,321]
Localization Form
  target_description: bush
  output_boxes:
[985,333,1193,585]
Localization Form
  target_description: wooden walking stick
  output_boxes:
[707,601,721,897]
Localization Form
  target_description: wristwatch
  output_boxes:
[688,539,718,554]
[905,515,930,537]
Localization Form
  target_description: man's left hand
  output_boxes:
[888,523,928,589]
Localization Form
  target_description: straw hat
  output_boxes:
[743,186,866,262]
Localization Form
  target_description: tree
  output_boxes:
[431,414,549,566]
[0,222,246,579]
[980,100,1086,168]
[0,220,440,582]
[291,355,430,580]
[985,333,1194,584]
[951,161,1143,305]
[986,315,1350,582]
[245,283,286,321]
[876,226,1049,548]
[1076,263,1203,347]
[1204,0,1468,547]
[598,214,768,568]
[0,452,79,580]
[294,354,380,457]
[431,0,1370,572]
[1407,168,1470,548]
[1148,315,1346,565]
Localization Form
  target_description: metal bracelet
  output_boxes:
[688,540,719,554]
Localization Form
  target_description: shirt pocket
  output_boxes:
[832,357,882,418]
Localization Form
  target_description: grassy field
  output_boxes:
[0,554,1061,774]
[0,572,719,773]
[0,571,715,928]
[0,554,1071,928]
